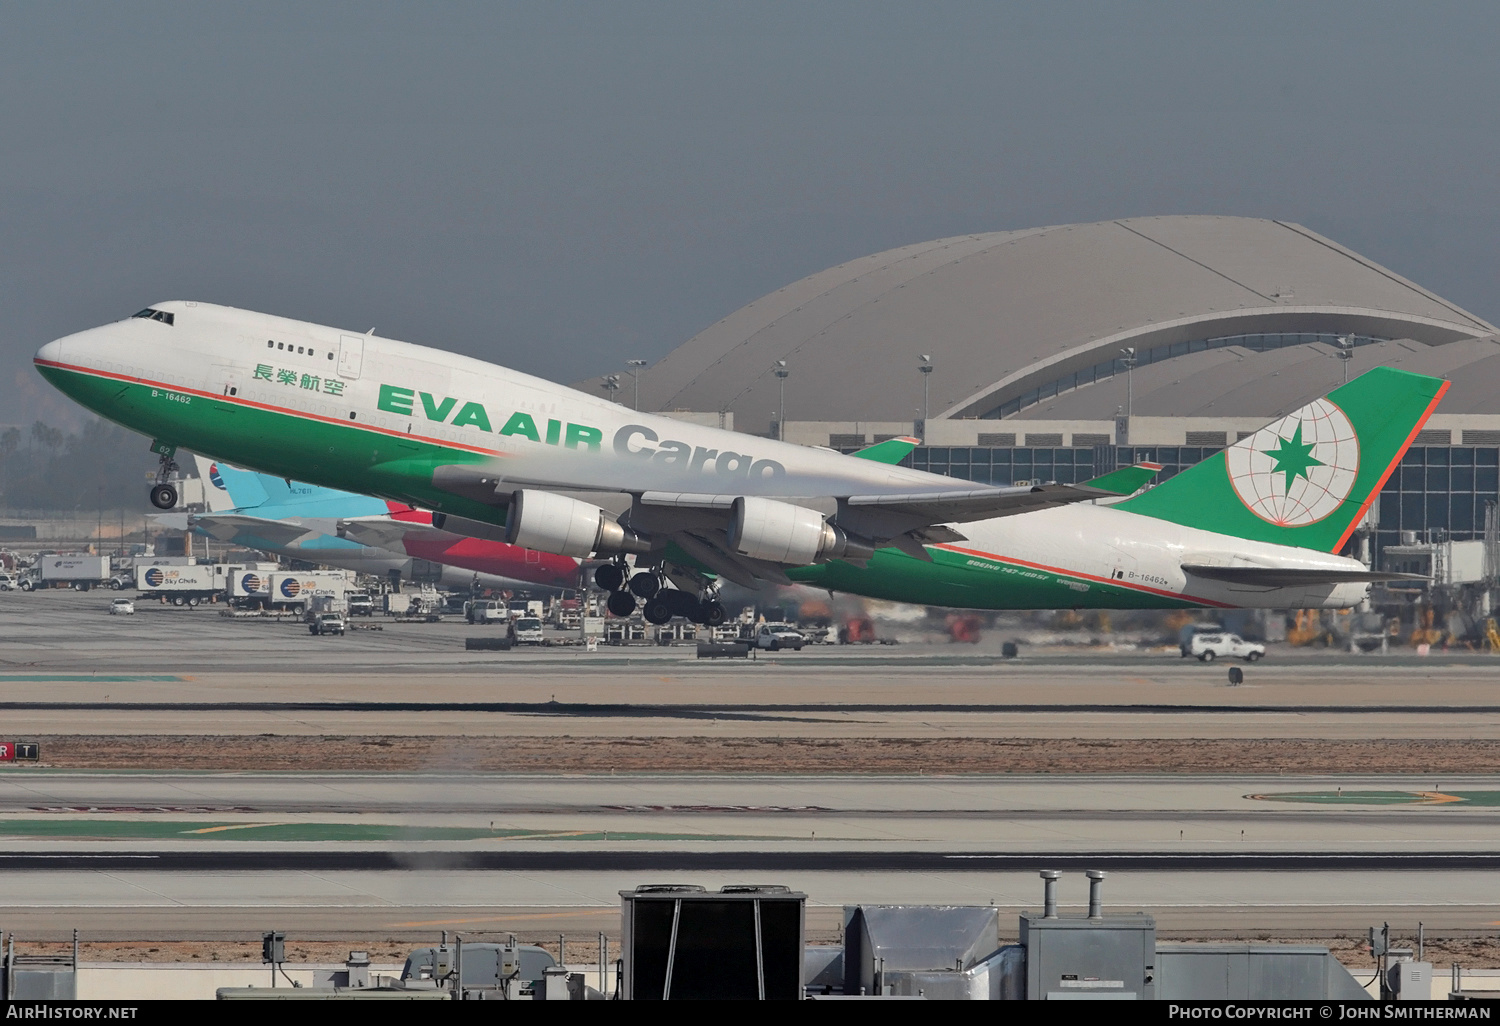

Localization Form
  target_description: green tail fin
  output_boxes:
[849,435,921,465]
[1082,461,1162,496]
[1116,366,1448,552]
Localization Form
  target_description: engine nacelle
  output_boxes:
[429,513,508,544]
[504,489,649,558]
[728,496,874,565]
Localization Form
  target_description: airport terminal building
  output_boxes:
[596,216,1500,564]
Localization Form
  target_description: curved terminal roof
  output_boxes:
[598,216,1493,434]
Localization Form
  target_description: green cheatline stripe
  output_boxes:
[0,675,189,682]
[1249,791,1500,806]
[0,820,787,842]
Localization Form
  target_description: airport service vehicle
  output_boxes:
[508,599,544,619]
[37,304,1436,617]
[179,455,579,592]
[385,589,443,618]
[755,624,805,651]
[1188,633,1265,662]
[511,616,544,645]
[308,611,346,636]
[0,572,17,591]
[465,599,506,625]
[108,598,135,615]
[268,570,353,610]
[346,593,375,616]
[134,564,218,605]
[227,567,274,606]
[24,555,114,591]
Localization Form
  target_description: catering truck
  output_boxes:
[21,555,114,591]
[267,570,354,612]
[135,564,219,606]
[227,568,274,608]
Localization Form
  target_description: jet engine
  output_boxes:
[428,513,509,544]
[504,489,649,558]
[728,496,874,565]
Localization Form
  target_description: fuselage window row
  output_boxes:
[265,339,332,360]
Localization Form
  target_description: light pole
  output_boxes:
[626,359,647,410]
[1119,347,1137,419]
[601,374,621,403]
[918,355,933,441]
[773,361,790,440]
[1337,335,1354,383]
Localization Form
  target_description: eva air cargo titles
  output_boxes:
[36,301,1439,624]
[373,382,787,479]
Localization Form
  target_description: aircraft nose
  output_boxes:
[34,337,66,366]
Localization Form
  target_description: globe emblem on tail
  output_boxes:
[1225,398,1359,526]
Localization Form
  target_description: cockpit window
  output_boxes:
[131,308,175,325]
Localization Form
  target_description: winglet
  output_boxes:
[1082,462,1162,496]
[848,436,921,465]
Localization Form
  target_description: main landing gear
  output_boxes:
[148,441,180,510]
[593,560,726,626]
[148,443,179,510]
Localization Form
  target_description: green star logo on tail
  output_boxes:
[1263,423,1324,491]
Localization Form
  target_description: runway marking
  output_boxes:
[0,820,795,842]
[1247,791,1500,806]
[0,675,190,682]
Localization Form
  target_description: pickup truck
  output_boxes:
[1188,632,1264,662]
[308,612,347,636]
[755,624,806,652]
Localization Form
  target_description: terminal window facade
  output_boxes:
[978,332,1386,420]
[856,443,1500,565]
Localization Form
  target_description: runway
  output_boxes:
[0,772,1495,939]
[4,592,1499,943]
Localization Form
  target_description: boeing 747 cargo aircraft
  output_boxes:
[37,302,1436,619]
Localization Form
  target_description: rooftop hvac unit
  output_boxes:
[620,884,805,1000]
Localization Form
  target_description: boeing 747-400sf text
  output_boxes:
[36,302,1437,620]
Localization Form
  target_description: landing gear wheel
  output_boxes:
[1199,650,1215,662]
[643,595,674,625]
[606,589,637,617]
[628,572,660,599]
[150,483,178,510]
[701,600,727,627]
[593,563,625,592]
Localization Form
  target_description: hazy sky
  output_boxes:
[5,2,1498,427]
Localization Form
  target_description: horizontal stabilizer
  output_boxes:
[1082,462,1162,497]
[1181,563,1428,587]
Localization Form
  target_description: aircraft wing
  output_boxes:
[845,483,1116,522]
[189,514,322,547]
[1181,564,1428,586]
[338,516,468,550]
